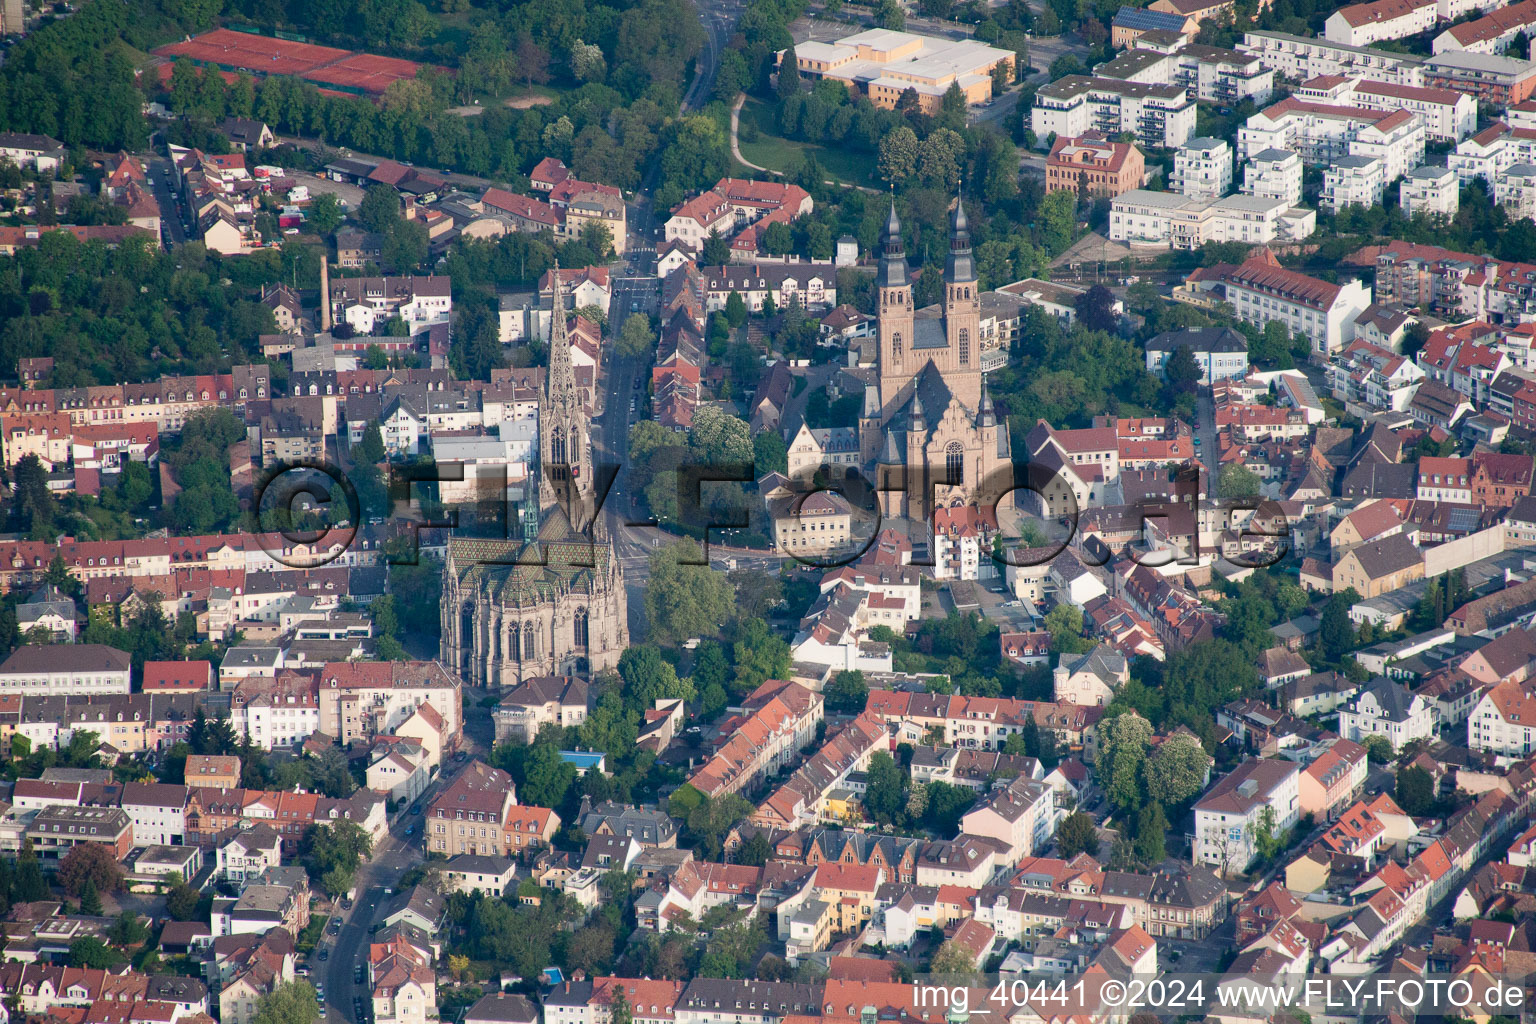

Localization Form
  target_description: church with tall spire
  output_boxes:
[538,262,595,526]
[439,264,628,688]
[857,196,1012,523]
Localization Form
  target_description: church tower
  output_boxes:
[944,197,983,411]
[876,199,915,422]
[538,264,593,524]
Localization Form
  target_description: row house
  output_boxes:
[864,690,1103,759]
[753,712,889,829]
[687,681,824,798]
[701,262,838,314]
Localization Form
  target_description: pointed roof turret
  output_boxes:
[945,193,976,284]
[977,376,996,428]
[877,196,908,289]
[909,390,926,432]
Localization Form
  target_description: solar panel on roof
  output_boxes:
[1447,507,1480,531]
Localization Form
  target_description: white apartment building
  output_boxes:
[329,277,452,337]
[1172,137,1234,199]
[0,644,132,696]
[1239,30,1428,87]
[1399,164,1460,218]
[231,677,322,750]
[1192,758,1301,874]
[1110,189,1315,249]
[1337,679,1435,752]
[1198,254,1372,357]
[1449,123,1536,184]
[1469,678,1536,758]
[1323,155,1387,210]
[1328,338,1425,412]
[120,782,190,847]
[1495,162,1536,221]
[1098,40,1276,105]
[1296,75,1475,141]
[1325,0,1437,47]
[1031,76,1197,149]
[1243,148,1305,206]
[930,506,992,581]
[1240,100,1424,182]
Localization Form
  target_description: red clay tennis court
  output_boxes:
[154,28,440,96]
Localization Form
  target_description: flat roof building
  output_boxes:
[793,29,1015,114]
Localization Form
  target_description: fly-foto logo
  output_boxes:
[250,456,1292,571]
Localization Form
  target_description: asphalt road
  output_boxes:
[144,144,190,248]
[683,0,747,112]
[319,756,473,1024]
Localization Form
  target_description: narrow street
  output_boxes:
[319,756,473,1024]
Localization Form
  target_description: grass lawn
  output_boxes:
[736,97,879,188]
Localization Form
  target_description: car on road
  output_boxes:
[453,751,466,762]
[319,949,329,961]
[405,825,416,836]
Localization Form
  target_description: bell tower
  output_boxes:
[877,199,915,422]
[943,195,983,411]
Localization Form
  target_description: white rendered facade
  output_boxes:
[1173,137,1234,199]
[1243,148,1305,206]
[1399,165,1460,218]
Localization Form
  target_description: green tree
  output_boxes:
[825,670,868,714]
[617,313,656,359]
[166,880,202,921]
[863,751,908,824]
[619,645,696,710]
[251,981,321,1024]
[1396,765,1435,815]
[777,45,802,100]
[306,193,344,237]
[355,422,386,465]
[644,542,735,643]
[1219,463,1261,499]
[732,618,791,692]
[1144,731,1212,806]
[359,184,402,234]
[930,938,978,977]
[1165,345,1202,395]
[15,840,47,901]
[78,877,102,916]
[108,911,149,947]
[1363,735,1393,763]
[1319,594,1356,663]
[724,291,748,328]
[877,125,919,185]
[70,937,125,968]
[1249,804,1282,864]
[702,231,732,266]
[753,431,788,477]
[1055,811,1098,857]
[521,742,578,808]
[1097,713,1152,812]
[1044,603,1088,654]
[1133,802,1168,864]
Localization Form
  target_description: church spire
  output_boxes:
[977,375,995,428]
[539,259,592,522]
[877,195,907,289]
[547,260,575,400]
[909,390,926,432]
[945,193,976,284]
